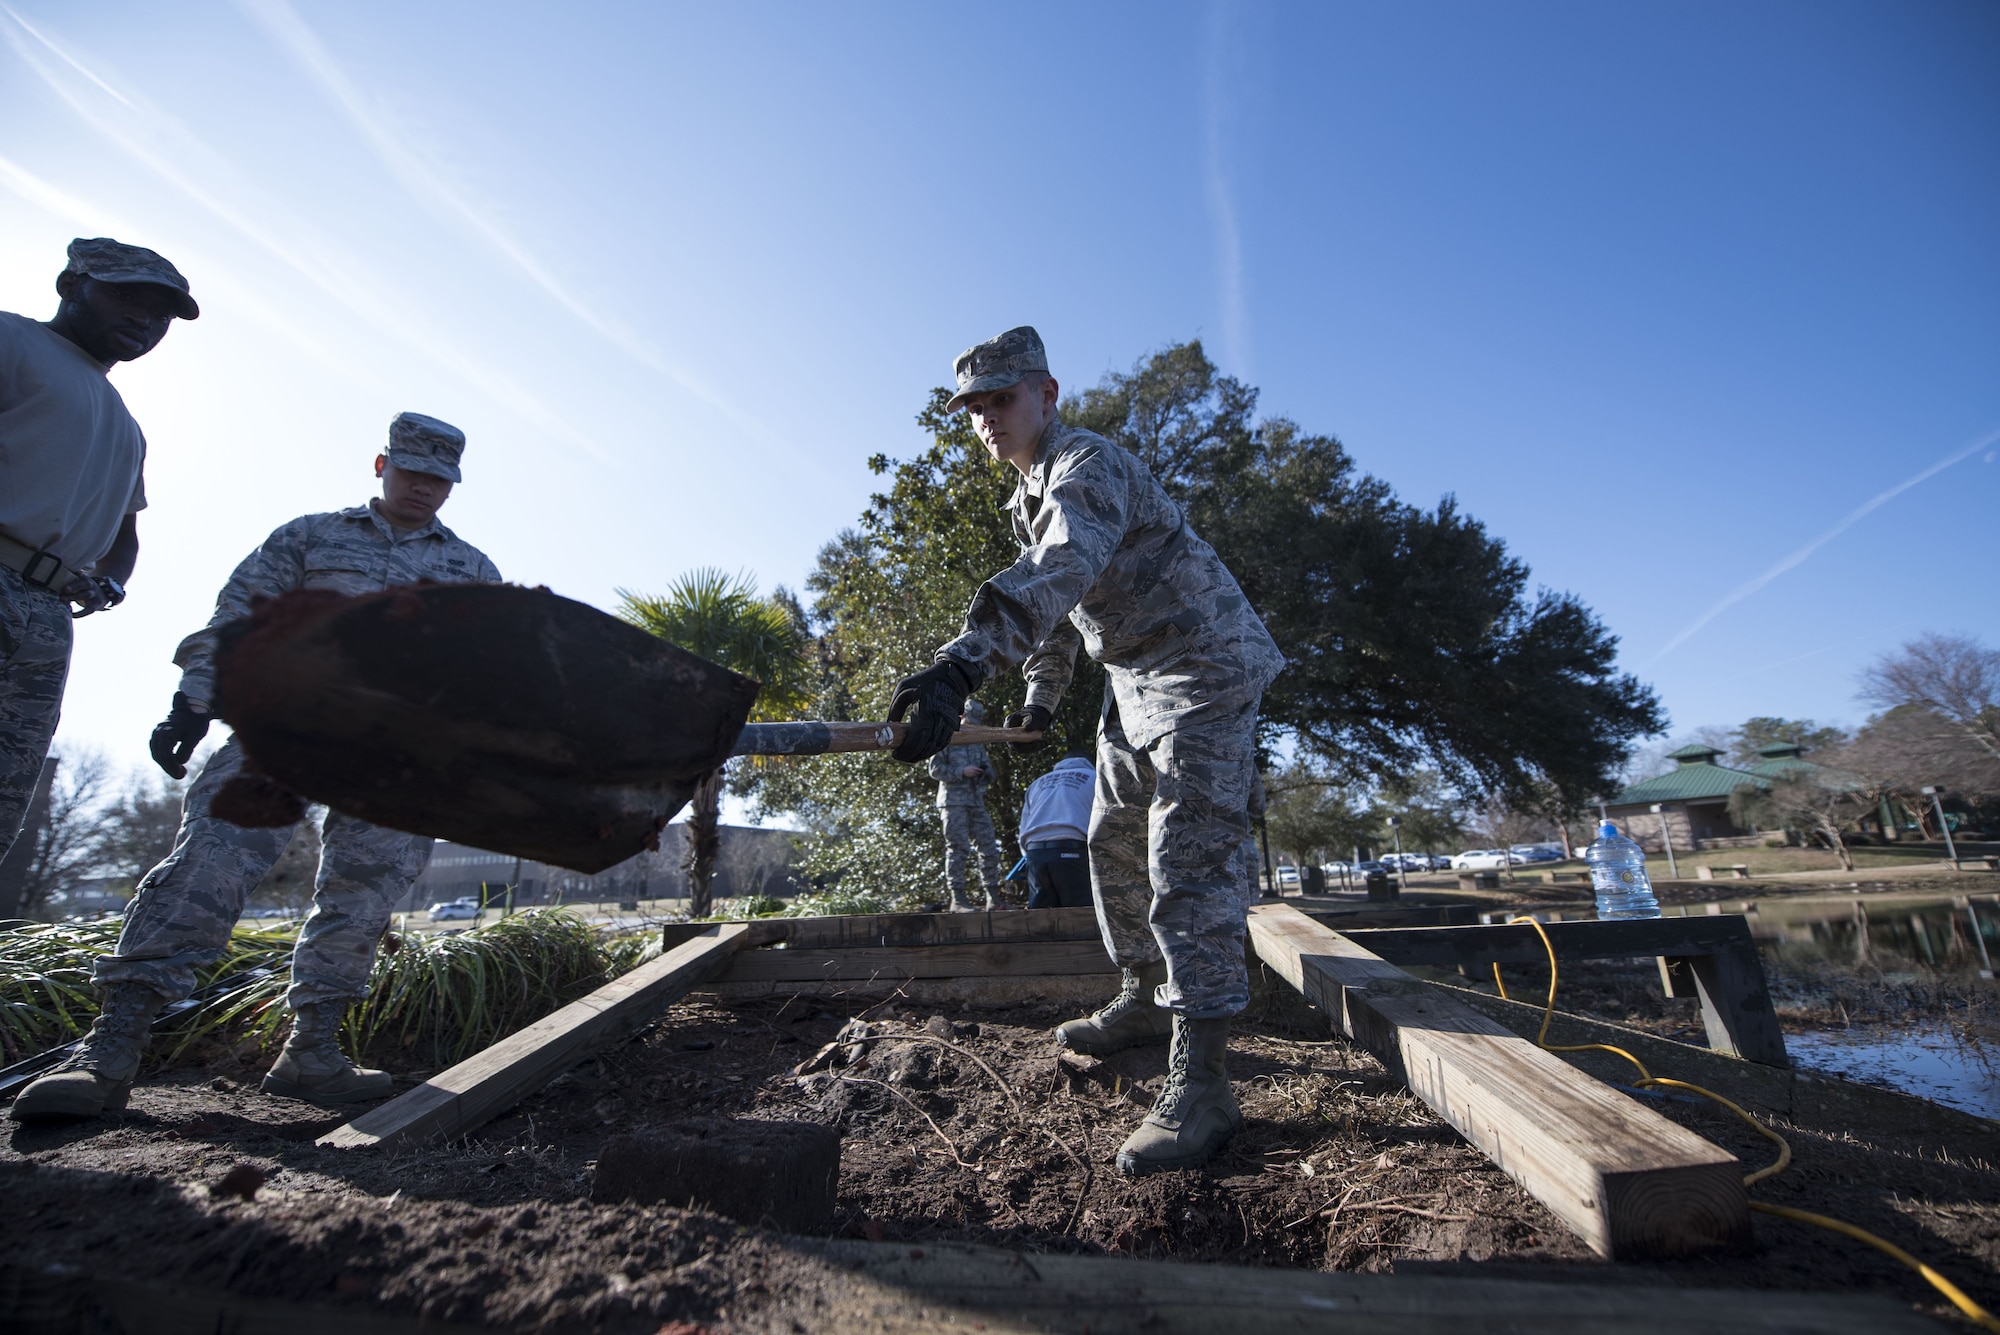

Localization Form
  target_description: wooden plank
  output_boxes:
[0,1244,1936,1335]
[1246,903,1749,1260]
[661,905,1103,953]
[1339,916,1758,967]
[815,1237,1934,1334]
[716,938,1115,983]
[319,924,748,1149]
[1342,917,1789,1066]
[1297,903,1478,929]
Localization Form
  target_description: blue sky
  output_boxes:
[3,0,1995,808]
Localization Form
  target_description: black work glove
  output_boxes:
[150,691,213,779]
[887,657,983,763]
[1004,704,1053,754]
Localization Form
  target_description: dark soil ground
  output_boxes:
[7,962,1999,1332]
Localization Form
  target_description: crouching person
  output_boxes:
[10,414,501,1122]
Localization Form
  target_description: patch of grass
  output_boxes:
[1,909,650,1069]
[0,919,298,1065]
[352,909,618,1064]
[779,888,900,918]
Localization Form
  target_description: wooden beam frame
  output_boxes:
[1246,903,1749,1260]
[319,924,748,1149]
[1339,916,1788,1065]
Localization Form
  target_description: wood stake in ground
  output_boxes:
[319,924,749,1149]
[1245,903,1750,1260]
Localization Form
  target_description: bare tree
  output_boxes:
[1472,796,1558,850]
[1730,750,1871,872]
[96,769,191,889]
[1621,725,1734,785]
[6,749,113,918]
[1265,764,1377,866]
[1859,633,2000,763]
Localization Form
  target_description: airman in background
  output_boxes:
[927,699,1007,911]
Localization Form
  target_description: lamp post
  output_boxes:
[1922,786,1959,866]
[1650,803,1679,879]
[1388,816,1407,894]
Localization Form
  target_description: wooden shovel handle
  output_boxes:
[731,721,1042,757]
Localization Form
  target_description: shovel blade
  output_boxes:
[214,583,760,873]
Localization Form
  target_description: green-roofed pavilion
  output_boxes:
[1605,747,1768,853]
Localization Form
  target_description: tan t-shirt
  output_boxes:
[0,311,148,570]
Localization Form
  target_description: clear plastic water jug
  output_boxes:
[1585,820,1661,919]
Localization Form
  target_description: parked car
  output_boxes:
[1274,865,1301,888]
[1353,860,1390,878]
[1508,844,1564,864]
[427,900,480,920]
[1451,849,1513,871]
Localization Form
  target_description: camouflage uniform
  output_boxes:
[0,568,71,864]
[937,333,1283,1018]
[928,740,1003,906]
[97,416,501,1010]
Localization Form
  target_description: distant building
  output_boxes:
[1604,744,1772,852]
[1604,741,1871,852]
[403,822,801,911]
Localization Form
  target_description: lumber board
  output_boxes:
[716,938,1116,983]
[815,1238,1935,1334]
[319,924,748,1149]
[1246,903,1749,1260]
[1340,915,1759,966]
[1299,902,1479,928]
[0,1246,1935,1335]
[1344,917,1788,1066]
[661,904,1103,953]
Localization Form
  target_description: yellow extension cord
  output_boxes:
[1491,916,2000,1332]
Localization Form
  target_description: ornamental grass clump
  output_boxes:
[2,910,647,1071]
[350,909,617,1064]
[0,918,297,1064]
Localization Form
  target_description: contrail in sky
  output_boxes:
[1649,427,2000,664]
[235,0,789,453]
[1201,0,1251,380]
[0,151,391,390]
[0,4,605,461]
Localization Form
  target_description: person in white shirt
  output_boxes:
[1018,742,1095,909]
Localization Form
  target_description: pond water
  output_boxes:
[1785,1022,2000,1121]
[1723,893,2000,976]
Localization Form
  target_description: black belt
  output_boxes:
[1025,838,1088,854]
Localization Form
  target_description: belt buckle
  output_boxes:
[21,550,64,590]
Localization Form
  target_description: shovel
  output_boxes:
[212,583,1037,873]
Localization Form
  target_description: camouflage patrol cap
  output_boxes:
[386,412,466,483]
[962,699,987,725]
[946,326,1048,411]
[65,237,199,319]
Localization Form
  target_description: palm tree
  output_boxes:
[617,570,811,917]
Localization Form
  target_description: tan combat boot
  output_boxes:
[261,1002,393,1105]
[8,982,161,1122]
[1054,962,1172,1055]
[1114,1015,1242,1176]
